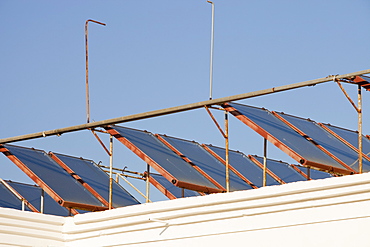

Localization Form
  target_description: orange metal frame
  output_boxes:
[201,144,258,189]
[248,155,286,184]
[0,179,40,213]
[49,152,110,208]
[318,123,370,162]
[105,126,222,194]
[222,103,353,175]
[155,134,225,191]
[0,145,105,213]
[272,111,357,174]
[148,174,177,200]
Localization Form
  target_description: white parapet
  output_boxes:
[2,172,370,247]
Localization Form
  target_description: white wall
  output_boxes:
[2,173,370,247]
[0,207,65,247]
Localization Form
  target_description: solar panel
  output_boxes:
[51,153,139,208]
[275,112,370,173]
[320,123,370,158]
[6,180,70,216]
[149,173,201,199]
[0,180,33,211]
[251,156,306,183]
[159,135,254,192]
[204,145,280,187]
[292,165,332,180]
[105,126,221,193]
[0,144,107,212]
[223,102,353,175]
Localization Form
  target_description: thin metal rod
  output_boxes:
[336,80,360,112]
[207,0,215,100]
[225,111,230,193]
[91,130,111,155]
[1,70,370,144]
[98,165,145,176]
[358,85,363,173]
[116,173,152,202]
[263,138,267,187]
[109,135,113,209]
[205,106,227,138]
[146,164,150,203]
[85,19,106,124]
[40,189,44,214]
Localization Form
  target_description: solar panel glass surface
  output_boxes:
[206,145,280,187]
[8,181,70,216]
[278,114,370,172]
[150,173,200,198]
[160,135,253,191]
[3,145,105,207]
[53,153,139,207]
[226,103,350,171]
[0,182,32,211]
[110,126,218,190]
[253,156,306,183]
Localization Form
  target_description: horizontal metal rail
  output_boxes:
[1,69,369,144]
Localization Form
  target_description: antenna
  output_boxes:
[207,1,215,100]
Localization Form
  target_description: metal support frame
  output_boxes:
[1,69,369,144]
[263,138,267,187]
[146,164,150,203]
[85,19,106,124]
[335,79,364,173]
[225,111,230,192]
[109,135,113,209]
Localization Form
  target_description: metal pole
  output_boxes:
[1,70,370,144]
[85,19,106,124]
[146,164,150,203]
[263,138,267,187]
[225,111,230,192]
[22,199,25,211]
[207,1,215,100]
[358,85,363,173]
[40,189,44,214]
[109,135,113,209]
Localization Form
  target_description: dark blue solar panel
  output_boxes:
[150,173,200,198]
[253,156,306,183]
[0,182,32,211]
[227,103,349,171]
[160,135,253,192]
[3,145,105,207]
[324,124,370,156]
[278,113,370,173]
[110,126,218,190]
[7,181,70,216]
[53,153,139,207]
[206,145,280,187]
[294,166,332,180]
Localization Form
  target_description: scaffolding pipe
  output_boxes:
[115,173,152,202]
[1,70,370,144]
[109,135,113,209]
[40,189,44,214]
[358,85,363,173]
[225,111,230,193]
[85,19,106,124]
[146,164,150,203]
[263,138,267,187]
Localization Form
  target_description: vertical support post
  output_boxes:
[182,188,185,198]
[358,84,363,174]
[21,199,25,211]
[225,111,230,193]
[85,19,106,123]
[263,138,267,187]
[115,173,119,183]
[146,164,150,203]
[207,1,215,100]
[40,189,44,214]
[109,135,113,209]
[307,167,311,180]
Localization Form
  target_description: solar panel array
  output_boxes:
[2,101,363,215]
[223,102,369,174]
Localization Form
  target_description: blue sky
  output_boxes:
[1,1,370,202]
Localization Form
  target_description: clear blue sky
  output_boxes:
[1,1,370,202]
